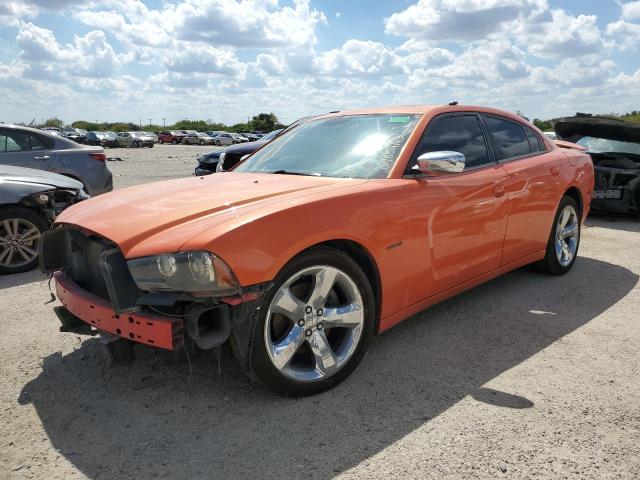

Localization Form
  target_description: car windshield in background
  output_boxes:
[234,114,420,179]
[577,136,640,155]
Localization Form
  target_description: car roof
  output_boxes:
[314,104,530,124]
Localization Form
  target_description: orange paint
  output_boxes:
[55,105,594,332]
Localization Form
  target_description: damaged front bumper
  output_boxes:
[41,226,267,369]
[54,272,184,350]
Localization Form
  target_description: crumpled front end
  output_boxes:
[39,225,265,366]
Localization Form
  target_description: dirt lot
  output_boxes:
[1,145,639,479]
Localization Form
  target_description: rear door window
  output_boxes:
[484,116,532,160]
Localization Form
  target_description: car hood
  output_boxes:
[0,165,83,190]
[56,172,367,258]
[225,139,268,155]
[554,115,640,144]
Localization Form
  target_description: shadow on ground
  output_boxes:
[0,269,47,290]
[19,257,638,479]
[586,213,640,233]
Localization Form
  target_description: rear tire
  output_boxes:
[537,196,581,275]
[0,207,48,275]
[246,247,376,396]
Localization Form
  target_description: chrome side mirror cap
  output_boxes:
[413,151,465,176]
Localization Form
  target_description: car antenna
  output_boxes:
[448,101,458,106]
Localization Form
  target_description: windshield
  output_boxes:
[577,136,640,155]
[234,114,420,178]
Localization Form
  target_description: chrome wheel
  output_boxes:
[0,218,41,268]
[555,205,579,267]
[264,265,365,382]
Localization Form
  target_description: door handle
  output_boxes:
[550,166,560,176]
[34,155,50,160]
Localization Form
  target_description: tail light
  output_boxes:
[90,153,106,162]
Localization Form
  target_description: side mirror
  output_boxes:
[413,151,465,176]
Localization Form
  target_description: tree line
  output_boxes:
[34,112,285,133]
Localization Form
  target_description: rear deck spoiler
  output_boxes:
[554,140,587,151]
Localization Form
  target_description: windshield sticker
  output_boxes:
[388,116,411,123]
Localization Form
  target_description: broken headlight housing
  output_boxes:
[127,251,239,296]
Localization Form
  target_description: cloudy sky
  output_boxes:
[1,0,639,125]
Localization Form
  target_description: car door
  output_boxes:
[482,115,563,265]
[403,113,510,304]
[0,128,55,169]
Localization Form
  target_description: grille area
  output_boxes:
[65,230,116,301]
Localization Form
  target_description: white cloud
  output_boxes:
[172,0,326,48]
[15,22,120,78]
[314,40,404,77]
[515,9,606,58]
[385,0,546,42]
[164,45,243,76]
[622,0,640,21]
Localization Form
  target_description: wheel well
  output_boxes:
[564,186,583,216]
[304,239,382,333]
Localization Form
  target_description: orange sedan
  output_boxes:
[41,105,594,395]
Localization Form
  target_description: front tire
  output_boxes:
[247,247,375,396]
[538,196,581,275]
[0,207,48,275]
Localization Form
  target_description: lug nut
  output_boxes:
[305,329,312,337]
[317,309,323,316]
[305,306,312,314]
[297,319,305,327]
[317,323,323,330]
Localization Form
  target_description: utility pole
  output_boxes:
[162,118,166,128]
[148,118,152,128]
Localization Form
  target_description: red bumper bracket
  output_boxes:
[54,272,183,351]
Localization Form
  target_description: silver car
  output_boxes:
[209,132,234,146]
[0,124,113,196]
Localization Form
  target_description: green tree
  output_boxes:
[533,118,552,131]
[249,113,279,132]
[43,117,64,128]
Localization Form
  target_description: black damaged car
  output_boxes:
[0,165,88,274]
[555,114,640,215]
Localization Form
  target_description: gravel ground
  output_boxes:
[1,145,639,479]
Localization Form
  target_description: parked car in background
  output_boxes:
[0,124,113,196]
[61,128,87,144]
[115,132,135,148]
[158,131,186,144]
[554,114,640,215]
[240,132,261,141]
[209,132,234,146]
[179,130,202,145]
[194,150,223,176]
[142,131,158,143]
[41,127,61,136]
[194,132,216,145]
[230,133,249,143]
[216,129,283,172]
[86,131,118,148]
[0,165,88,274]
[41,105,594,395]
[543,131,557,140]
[130,132,155,148]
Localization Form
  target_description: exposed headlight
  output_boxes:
[128,251,239,296]
[216,152,226,172]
